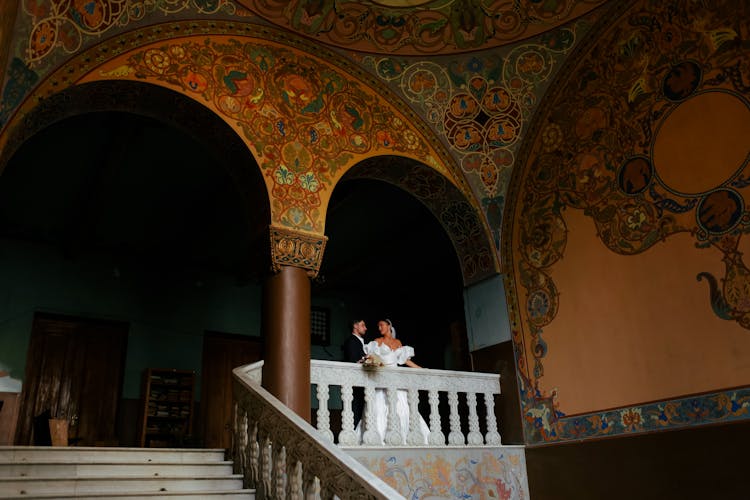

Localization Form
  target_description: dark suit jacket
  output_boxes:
[342,334,366,426]
[342,334,366,363]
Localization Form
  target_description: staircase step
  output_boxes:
[0,490,255,499]
[0,461,234,478]
[0,475,244,496]
[0,447,226,464]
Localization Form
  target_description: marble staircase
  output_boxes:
[0,446,254,499]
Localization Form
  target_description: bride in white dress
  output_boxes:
[356,319,430,445]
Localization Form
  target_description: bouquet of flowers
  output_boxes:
[360,354,384,370]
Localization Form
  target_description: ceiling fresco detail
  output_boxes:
[356,17,594,251]
[505,0,750,444]
[21,0,245,66]
[236,0,606,55]
[0,1,603,257]
[1,21,493,252]
[89,36,454,232]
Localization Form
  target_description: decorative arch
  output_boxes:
[342,155,497,286]
[0,20,479,240]
[0,80,270,233]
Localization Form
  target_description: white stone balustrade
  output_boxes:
[231,359,503,498]
[232,361,402,499]
[310,360,502,447]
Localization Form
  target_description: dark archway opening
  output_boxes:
[0,110,268,447]
[315,178,468,370]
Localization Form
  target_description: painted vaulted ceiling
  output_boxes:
[0,0,608,273]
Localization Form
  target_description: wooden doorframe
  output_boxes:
[16,312,129,445]
[200,331,263,449]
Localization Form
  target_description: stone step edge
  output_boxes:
[0,460,234,466]
[0,447,226,453]
[0,489,256,499]
[0,474,244,482]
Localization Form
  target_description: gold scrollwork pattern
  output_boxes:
[269,225,328,277]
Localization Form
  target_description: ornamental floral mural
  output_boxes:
[356,16,597,251]
[238,0,605,55]
[349,447,529,500]
[506,0,750,443]
[1,20,495,277]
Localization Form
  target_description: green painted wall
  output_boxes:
[0,237,355,401]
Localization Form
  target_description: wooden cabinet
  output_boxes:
[138,368,195,448]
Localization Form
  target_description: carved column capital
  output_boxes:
[268,225,328,277]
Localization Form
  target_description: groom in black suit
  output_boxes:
[342,319,367,427]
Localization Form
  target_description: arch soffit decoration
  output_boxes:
[0,21,481,243]
[502,0,750,444]
[343,155,498,285]
[0,80,270,233]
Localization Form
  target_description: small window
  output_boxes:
[311,306,331,346]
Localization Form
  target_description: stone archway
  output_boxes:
[0,79,270,234]
[342,155,498,286]
[0,20,477,244]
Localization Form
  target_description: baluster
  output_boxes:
[261,435,273,498]
[249,422,259,487]
[237,407,248,480]
[427,389,445,445]
[406,388,425,445]
[275,445,287,498]
[315,384,334,441]
[362,386,381,445]
[385,388,403,445]
[305,477,322,500]
[448,390,465,445]
[466,392,483,445]
[289,460,304,500]
[338,383,358,446]
[484,392,502,445]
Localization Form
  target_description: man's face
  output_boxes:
[355,321,367,336]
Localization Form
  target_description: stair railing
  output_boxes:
[232,361,402,499]
[310,360,502,447]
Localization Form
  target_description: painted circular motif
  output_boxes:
[662,61,702,101]
[491,148,514,168]
[527,289,551,325]
[447,93,480,120]
[482,87,513,113]
[271,68,325,118]
[618,156,653,195]
[449,123,483,151]
[486,116,520,146]
[406,69,438,97]
[696,189,744,234]
[72,0,106,29]
[524,214,566,268]
[513,49,551,83]
[480,160,499,189]
[29,21,57,60]
[653,90,750,195]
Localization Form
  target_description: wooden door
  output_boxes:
[16,313,128,446]
[201,332,262,449]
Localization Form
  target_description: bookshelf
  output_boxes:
[138,368,195,447]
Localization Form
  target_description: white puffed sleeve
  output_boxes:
[394,345,415,365]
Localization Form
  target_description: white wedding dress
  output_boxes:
[355,341,430,445]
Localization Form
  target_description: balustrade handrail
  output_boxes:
[310,360,502,447]
[311,359,501,392]
[232,361,403,499]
